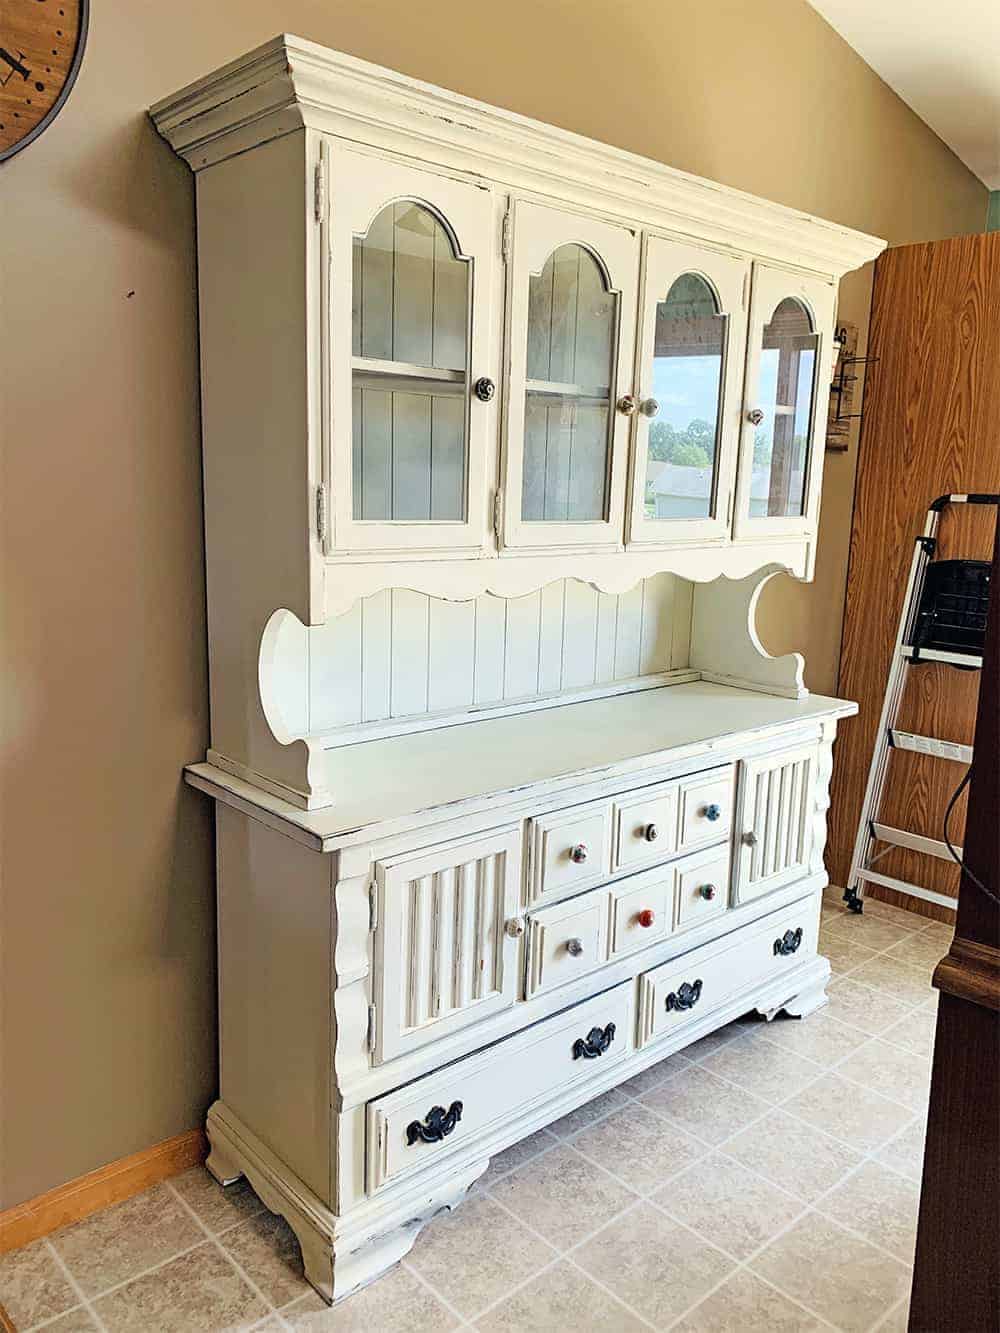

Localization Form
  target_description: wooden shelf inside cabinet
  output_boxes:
[352,358,467,396]
[525,379,611,405]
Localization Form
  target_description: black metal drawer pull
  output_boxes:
[406,1101,463,1145]
[665,979,703,1012]
[774,928,803,957]
[572,1022,616,1060]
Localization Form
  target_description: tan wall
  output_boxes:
[0,0,986,1208]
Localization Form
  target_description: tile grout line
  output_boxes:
[400,1253,483,1330]
[39,1240,108,1333]
[163,1179,291,1329]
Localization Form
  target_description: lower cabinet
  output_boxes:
[366,983,633,1191]
[733,744,817,903]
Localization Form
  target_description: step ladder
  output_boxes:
[844,492,998,914]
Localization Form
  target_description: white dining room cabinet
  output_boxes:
[628,239,749,548]
[500,200,639,551]
[325,144,499,557]
[732,264,836,543]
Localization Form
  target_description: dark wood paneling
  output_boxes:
[829,233,1000,921]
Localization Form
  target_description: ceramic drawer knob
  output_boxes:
[569,843,588,864]
[642,822,659,842]
[704,803,722,821]
[505,916,525,938]
[566,937,585,957]
[637,908,656,928]
[699,884,717,901]
[742,830,758,847]
[616,393,637,416]
[747,407,765,426]
[473,376,496,402]
[639,396,660,418]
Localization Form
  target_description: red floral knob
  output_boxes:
[637,908,656,928]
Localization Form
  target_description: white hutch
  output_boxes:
[151,36,885,1304]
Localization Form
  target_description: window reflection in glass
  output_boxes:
[522,244,617,522]
[644,274,726,521]
[749,297,818,518]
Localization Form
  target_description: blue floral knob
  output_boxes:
[705,803,722,821]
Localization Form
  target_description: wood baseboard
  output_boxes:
[0,1128,207,1255]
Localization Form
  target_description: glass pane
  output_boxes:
[522,244,617,522]
[644,273,726,521]
[351,202,469,521]
[749,297,818,518]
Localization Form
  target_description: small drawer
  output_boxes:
[675,844,731,931]
[610,866,673,957]
[637,897,819,1049]
[525,887,609,998]
[367,983,633,1190]
[612,782,679,872]
[528,798,611,903]
[677,765,734,852]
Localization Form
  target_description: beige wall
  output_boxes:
[0,0,986,1208]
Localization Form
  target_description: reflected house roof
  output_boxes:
[647,461,800,500]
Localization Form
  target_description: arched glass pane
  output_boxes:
[522,244,617,522]
[749,297,818,518]
[644,273,725,522]
[351,201,470,521]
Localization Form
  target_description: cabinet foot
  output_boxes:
[203,1100,487,1305]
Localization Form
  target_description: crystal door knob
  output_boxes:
[637,908,656,928]
[742,831,758,847]
[704,803,722,821]
[505,916,525,938]
[569,843,588,864]
[643,823,659,842]
[474,376,496,402]
[699,884,717,901]
[566,937,584,957]
[747,407,765,426]
[616,393,637,416]
[639,397,660,418]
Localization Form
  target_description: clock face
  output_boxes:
[0,0,87,162]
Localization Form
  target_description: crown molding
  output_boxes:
[150,34,885,278]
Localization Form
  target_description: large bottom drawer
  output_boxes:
[367,983,632,1191]
[637,895,820,1049]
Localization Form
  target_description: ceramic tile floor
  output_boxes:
[2,890,949,1332]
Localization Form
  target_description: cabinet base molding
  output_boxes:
[206,952,829,1305]
[0,1129,206,1255]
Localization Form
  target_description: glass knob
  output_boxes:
[643,823,659,842]
[474,376,496,402]
[566,937,584,957]
[699,884,717,902]
[616,393,637,416]
[747,407,765,426]
[639,396,660,419]
[742,831,758,847]
[505,916,525,938]
[637,908,656,928]
[569,843,588,864]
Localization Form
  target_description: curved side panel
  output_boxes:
[689,565,807,699]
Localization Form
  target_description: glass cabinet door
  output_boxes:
[325,144,497,556]
[733,265,835,540]
[627,238,748,546]
[502,200,639,550]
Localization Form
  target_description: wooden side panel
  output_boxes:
[216,807,332,1203]
[307,575,693,731]
[829,235,1000,919]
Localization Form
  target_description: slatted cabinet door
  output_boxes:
[732,265,836,543]
[733,744,816,903]
[628,238,749,547]
[372,826,522,1063]
[324,141,498,557]
[502,200,639,551]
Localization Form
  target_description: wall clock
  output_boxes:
[0,0,88,163]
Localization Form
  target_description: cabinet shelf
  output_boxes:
[525,378,611,403]
[352,358,466,397]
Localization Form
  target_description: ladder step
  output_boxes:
[900,646,982,668]
[855,869,958,912]
[872,822,964,862]
[888,730,974,764]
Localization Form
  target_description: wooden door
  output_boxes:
[627,237,749,548]
[325,142,498,557]
[828,233,1000,920]
[733,745,816,904]
[501,199,639,550]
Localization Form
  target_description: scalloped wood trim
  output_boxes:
[149,36,885,279]
[0,1130,206,1255]
[690,565,806,699]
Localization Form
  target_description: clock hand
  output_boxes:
[0,47,31,83]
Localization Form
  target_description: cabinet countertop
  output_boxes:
[185,681,856,853]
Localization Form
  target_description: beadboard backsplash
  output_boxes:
[281,574,693,738]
